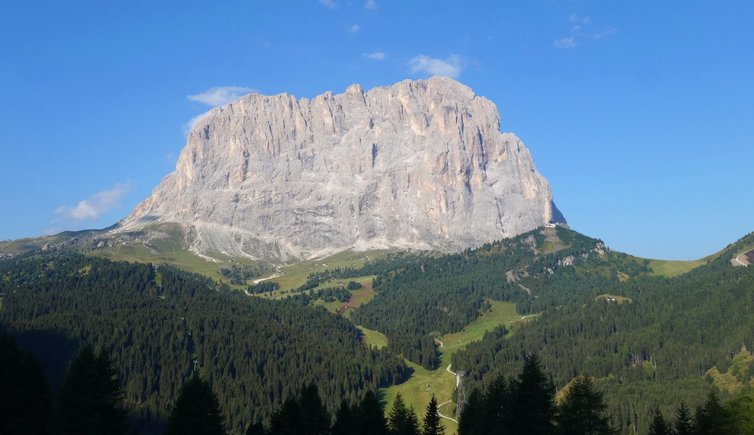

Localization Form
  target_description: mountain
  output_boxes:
[114,77,563,261]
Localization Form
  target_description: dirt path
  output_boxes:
[734,254,750,267]
[251,272,281,284]
[437,399,459,424]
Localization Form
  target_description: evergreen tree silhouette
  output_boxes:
[165,373,226,435]
[506,354,557,435]
[648,409,671,435]
[421,395,444,435]
[355,390,387,435]
[332,400,355,435]
[674,401,694,435]
[457,389,484,435]
[299,383,331,435]
[387,393,419,435]
[556,375,612,435]
[0,334,51,435]
[54,346,125,435]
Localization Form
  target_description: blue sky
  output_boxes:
[1,1,752,260]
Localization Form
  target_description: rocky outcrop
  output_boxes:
[115,77,564,261]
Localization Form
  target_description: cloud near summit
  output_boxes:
[408,54,464,78]
[188,86,254,107]
[55,182,132,222]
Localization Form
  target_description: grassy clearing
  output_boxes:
[595,294,633,304]
[648,259,706,277]
[381,300,534,434]
[358,326,388,349]
[271,250,387,291]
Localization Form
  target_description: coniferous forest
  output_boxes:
[1,227,754,434]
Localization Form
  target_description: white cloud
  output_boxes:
[408,54,464,78]
[569,13,591,25]
[553,37,577,49]
[592,26,617,40]
[363,51,386,60]
[183,111,211,135]
[187,86,254,107]
[319,0,337,9]
[364,0,377,10]
[55,182,133,222]
[349,24,361,33]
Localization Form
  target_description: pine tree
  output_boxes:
[458,389,484,435]
[355,391,388,435]
[0,334,51,435]
[268,396,304,435]
[556,375,612,435]
[54,346,125,435]
[506,354,557,435]
[165,373,226,435]
[482,375,508,433]
[648,409,671,435]
[299,383,331,435]
[332,400,355,435]
[245,421,265,435]
[388,393,420,435]
[421,395,444,435]
[694,391,733,435]
[674,401,694,435]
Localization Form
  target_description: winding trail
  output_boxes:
[734,254,749,267]
[437,399,458,424]
[251,272,281,284]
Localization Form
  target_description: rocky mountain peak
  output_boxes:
[115,77,564,261]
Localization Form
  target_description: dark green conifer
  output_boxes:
[506,354,557,434]
[388,393,419,435]
[299,383,331,435]
[165,373,226,435]
[648,409,671,435]
[674,401,694,435]
[55,346,125,435]
[355,390,388,435]
[0,334,51,435]
[457,389,484,435]
[556,375,612,435]
[421,395,444,435]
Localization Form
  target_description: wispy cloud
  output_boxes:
[408,54,464,78]
[363,51,387,60]
[349,24,361,33]
[319,0,337,9]
[184,112,211,135]
[553,37,577,49]
[55,182,132,222]
[364,0,377,10]
[554,13,616,49]
[188,86,254,107]
[592,26,617,40]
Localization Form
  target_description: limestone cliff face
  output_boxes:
[117,77,563,261]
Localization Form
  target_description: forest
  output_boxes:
[1,227,753,434]
[0,253,408,433]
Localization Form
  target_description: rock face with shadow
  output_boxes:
[116,77,564,261]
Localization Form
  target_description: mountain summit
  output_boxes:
[116,77,564,261]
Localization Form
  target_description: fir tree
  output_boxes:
[694,391,733,435]
[0,334,50,435]
[268,396,304,435]
[506,354,557,435]
[299,383,331,435]
[458,389,484,435]
[674,401,694,435]
[332,400,355,435]
[556,375,612,435]
[388,393,419,435]
[421,395,444,435]
[54,346,125,435]
[355,391,388,435]
[245,421,265,435]
[165,373,226,435]
[648,409,671,435]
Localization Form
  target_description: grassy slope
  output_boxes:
[271,249,388,291]
[381,301,533,434]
